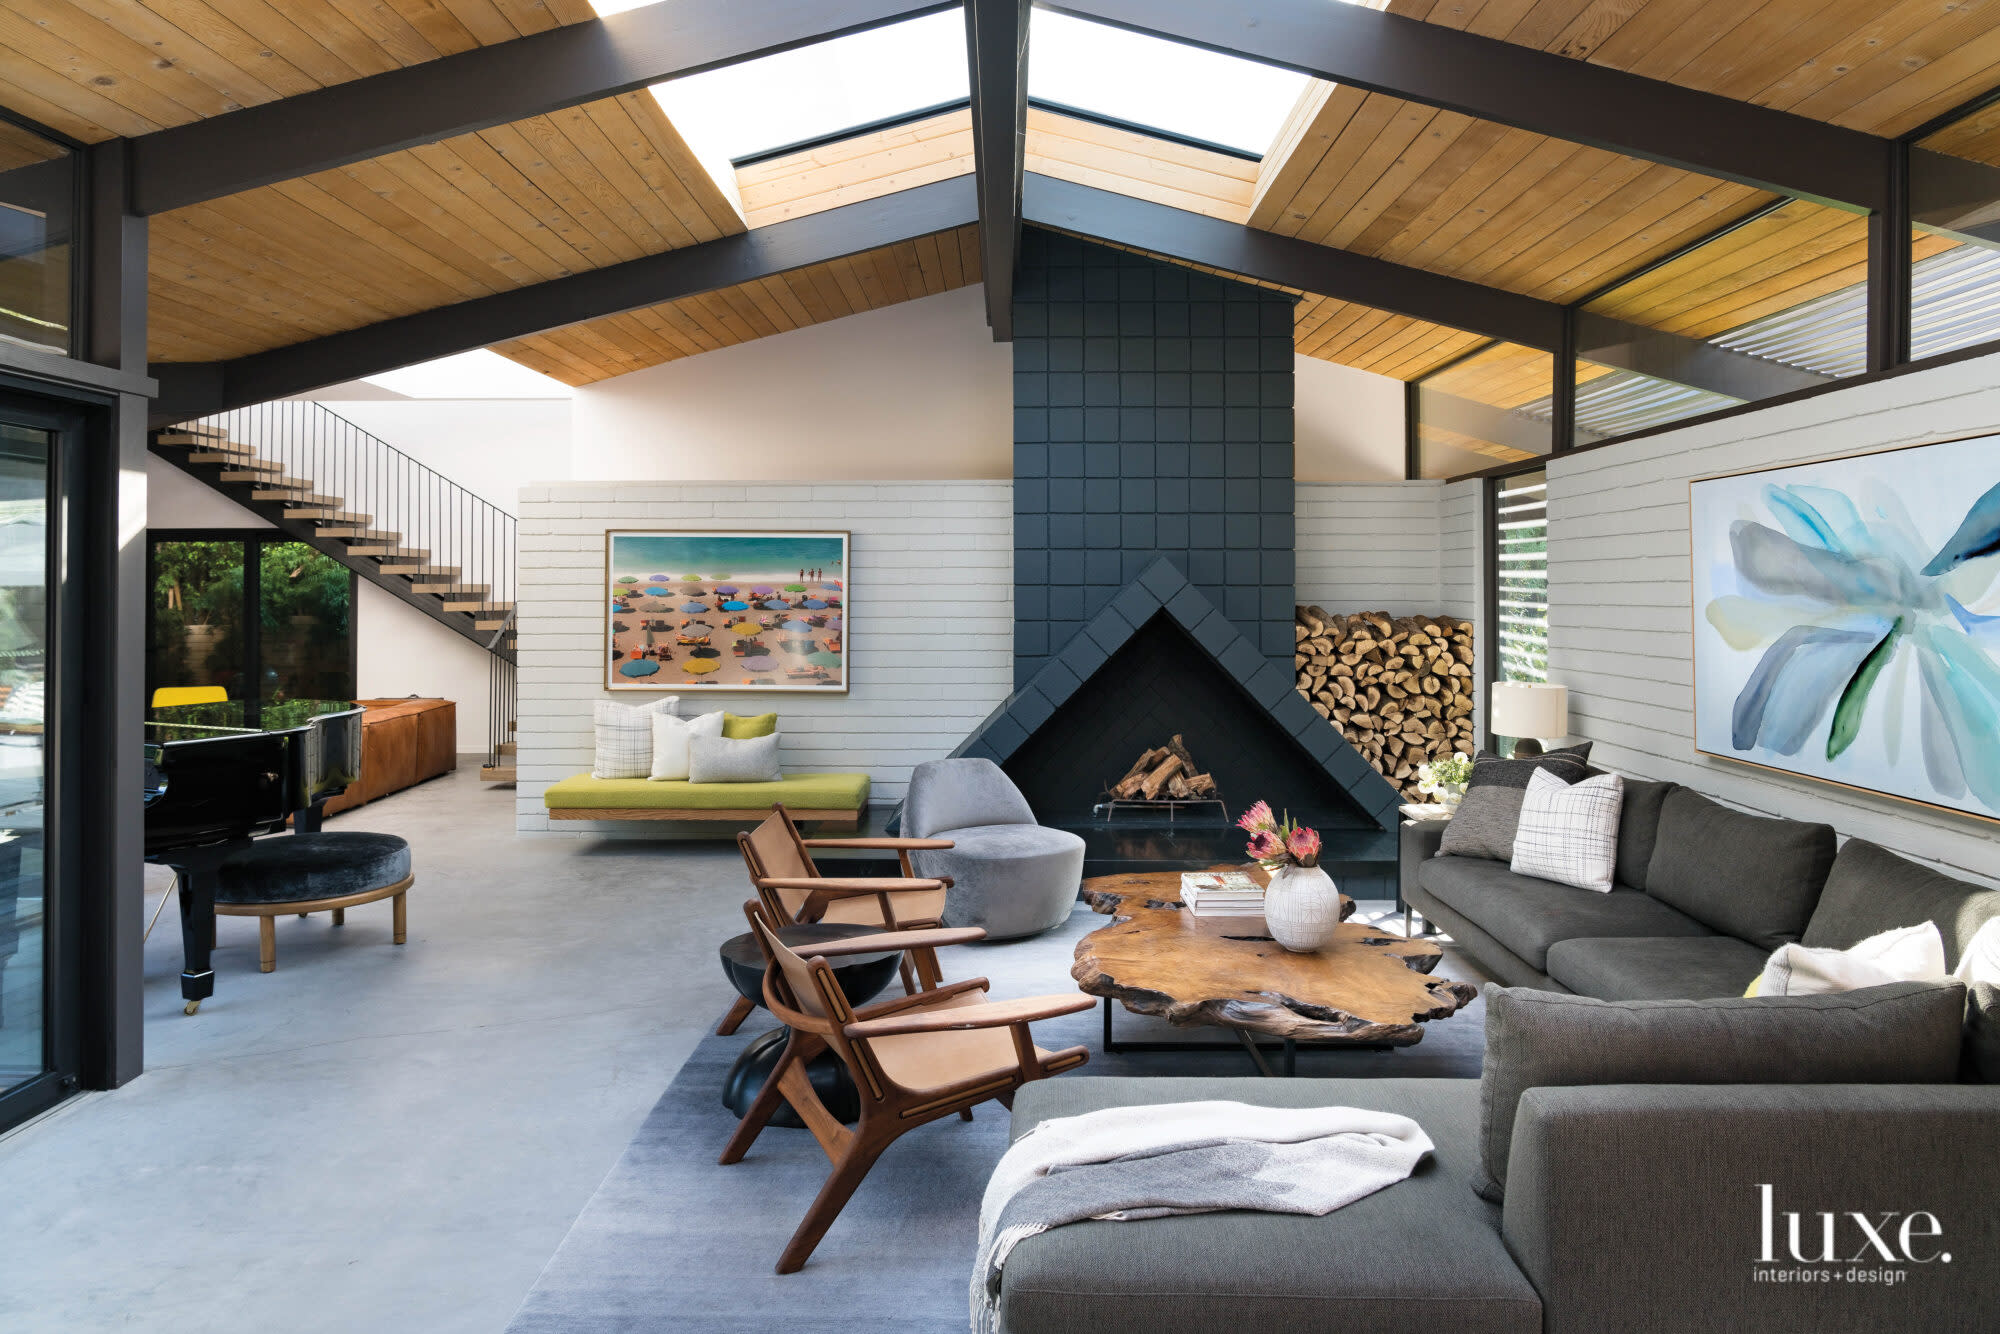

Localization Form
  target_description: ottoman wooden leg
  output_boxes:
[392,891,407,945]
[257,916,277,973]
[332,907,345,926]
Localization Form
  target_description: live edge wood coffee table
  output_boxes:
[1073,866,1477,1076]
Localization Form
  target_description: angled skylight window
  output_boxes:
[646,10,970,165]
[1027,11,1311,156]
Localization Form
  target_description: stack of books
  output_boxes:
[1179,870,1266,918]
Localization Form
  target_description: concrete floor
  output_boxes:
[0,764,752,1334]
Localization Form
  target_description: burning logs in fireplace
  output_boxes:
[1107,734,1219,803]
[1295,606,1476,798]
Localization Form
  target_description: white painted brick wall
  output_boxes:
[1295,481,1444,615]
[1547,348,2000,887]
[515,481,1013,834]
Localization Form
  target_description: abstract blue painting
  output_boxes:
[1691,433,2000,822]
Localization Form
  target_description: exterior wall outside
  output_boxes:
[513,481,1013,834]
[1296,480,1444,614]
[1545,348,2000,887]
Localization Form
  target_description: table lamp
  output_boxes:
[1490,682,1568,758]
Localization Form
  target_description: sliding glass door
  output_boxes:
[0,410,55,1119]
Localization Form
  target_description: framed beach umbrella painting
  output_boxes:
[1690,433,2000,822]
[605,531,848,693]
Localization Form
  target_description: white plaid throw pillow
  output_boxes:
[593,696,680,779]
[1510,767,1624,892]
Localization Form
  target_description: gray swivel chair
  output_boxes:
[901,758,1085,940]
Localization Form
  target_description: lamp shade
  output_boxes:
[1491,681,1568,740]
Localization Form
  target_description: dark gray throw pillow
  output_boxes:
[1643,789,1835,950]
[1475,981,1967,1202]
[1613,779,1678,890]
[1437,744,1593,863]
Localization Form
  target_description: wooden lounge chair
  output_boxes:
[722,909,1093,1273]
[719,807,957,1034]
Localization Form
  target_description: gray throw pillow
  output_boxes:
[1437,745,1593,863]
[687,733,781,784]
[1644,789,1835,950]
[1475,980,1966,1202]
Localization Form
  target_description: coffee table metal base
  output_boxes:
[1099,998,1391,1076]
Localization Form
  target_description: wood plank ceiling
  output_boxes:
[1,0,1996,390]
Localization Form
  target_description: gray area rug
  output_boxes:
[506,904,1492,1333]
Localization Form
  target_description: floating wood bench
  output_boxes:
[542,772,869,829]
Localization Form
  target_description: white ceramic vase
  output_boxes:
[1261,863,1342,952]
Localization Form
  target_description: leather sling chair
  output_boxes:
[725,805,958,1034]
[723,904,1093,1274]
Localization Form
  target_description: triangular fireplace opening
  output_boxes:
[945,559,1401,872]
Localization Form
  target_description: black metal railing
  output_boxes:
[191,400,517,625]
[487,610,516,776]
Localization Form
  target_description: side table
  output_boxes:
[1398,811,1452,937]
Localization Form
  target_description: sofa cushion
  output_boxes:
[999,1076,1542,1334]
[1643,789,1835,950]
[1804,838,2000,965]
[1613,779,1678,891]
[1804,839,2000,1083]
[1437,745,1594,863]
[542,771,868,811]
[1420,855,1713,973]
[1544,935,1773,1001]
[1476,981,1968,1202]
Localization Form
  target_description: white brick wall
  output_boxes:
[515,481,1013,834]
[1547,347,2000,887]
[1295,480,1444,614]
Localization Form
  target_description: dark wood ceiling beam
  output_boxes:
[127,0,953,216]
[149,176,977,423]
[1575,312,1831,401]
[1023,172,1566,350]
[964,0,1031,341]
[1044,0,1893,212]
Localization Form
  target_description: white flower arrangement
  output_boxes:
[1415,753,1472,806]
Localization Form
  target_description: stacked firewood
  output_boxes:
[1107,734,1219,802]
[1294,606,1476,797]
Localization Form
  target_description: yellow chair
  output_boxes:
[151,685,228,707]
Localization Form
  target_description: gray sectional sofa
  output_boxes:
[992,785,2000,1333]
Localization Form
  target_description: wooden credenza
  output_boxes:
[321,698,457,817]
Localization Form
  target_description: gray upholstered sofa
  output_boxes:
[992,790,2000,1332]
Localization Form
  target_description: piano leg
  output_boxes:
[174,863,216,1015]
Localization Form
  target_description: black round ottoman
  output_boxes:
[214,831,413,973]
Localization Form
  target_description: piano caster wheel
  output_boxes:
[184,1000,201,1015]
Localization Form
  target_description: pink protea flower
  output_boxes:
[1246,828,1284,861]
[1287,826,1321,863]
[1237,800,1276,834]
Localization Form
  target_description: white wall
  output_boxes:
[1546,349,2000,887]
[1440,480,1486,743]
[1294,355,1406,481]
[570,286,1014,481]
[514,481,1013,834]
[146,455,273,529]
[1295,480,1442,613]
[307,398,571,516]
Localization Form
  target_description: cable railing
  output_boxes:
[191,400,517,625]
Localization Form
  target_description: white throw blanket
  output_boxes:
[971,1100,1433,1332]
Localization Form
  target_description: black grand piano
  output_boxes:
[143,700,363,1013]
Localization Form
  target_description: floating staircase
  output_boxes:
[151,402,519,783]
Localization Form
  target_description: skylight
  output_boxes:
[363,350,572,399]
[1027,11,1311,156]
[645,10,969,165]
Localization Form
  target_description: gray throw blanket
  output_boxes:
[971,1100,1432,1332]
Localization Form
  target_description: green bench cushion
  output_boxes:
[543,771,869,811]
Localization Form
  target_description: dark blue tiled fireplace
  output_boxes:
[950,229,1400,876]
